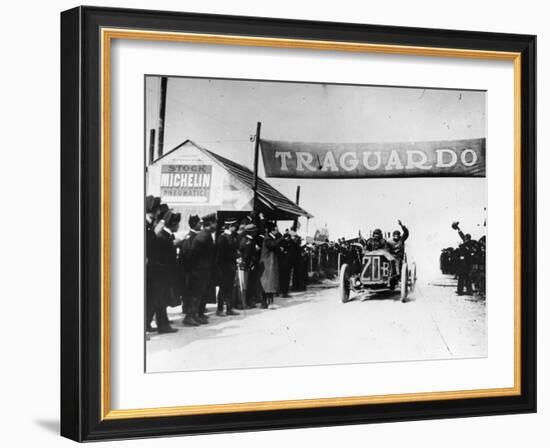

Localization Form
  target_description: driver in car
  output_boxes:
[364,228,388,251]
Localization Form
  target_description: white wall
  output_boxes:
[0,0,546,446]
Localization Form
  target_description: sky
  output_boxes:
[145,76,487,279]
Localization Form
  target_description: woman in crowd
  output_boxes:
[260,221,283,308]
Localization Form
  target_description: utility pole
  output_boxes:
[157,76,168,157]
[293,185,301,230]
[251,122,262,211]
[148,128,156,164]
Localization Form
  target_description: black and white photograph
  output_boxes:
[144,76,487,373]
[54,4,538,442]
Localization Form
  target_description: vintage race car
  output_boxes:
[338,248,416,303]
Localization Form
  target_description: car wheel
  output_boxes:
[410,262,417,292]
[339,263,351,303]
[400,262,409,302]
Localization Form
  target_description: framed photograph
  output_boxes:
[60,6,536,441]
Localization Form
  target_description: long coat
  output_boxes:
[177,229,198,301]
[260,233,281,294]
[156,228,180,307]
[190,228,216,299]
[216,231,238,301]
[146,218,161,307]
[215,231,238,270]
[387,225,409,260]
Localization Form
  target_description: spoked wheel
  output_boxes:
[409,262,417,293]
[400,262,409,302]
[339,263,351,303]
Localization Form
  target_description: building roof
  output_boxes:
[152,140,313,219]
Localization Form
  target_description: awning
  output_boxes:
[203,147,313,220]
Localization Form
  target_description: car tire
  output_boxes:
[410,262,417,293]
[339,263,351,303]
[400,262,409,302]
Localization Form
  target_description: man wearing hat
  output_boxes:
[365,228,388,251]
[189,212,218,323]
[153,210,181,333]
[278,230,292,298]
[145,196,161,258]
[474,236,486,299]
[289,229,303,291]
[452,221,479,296]
[145,200,178,334]
[153,203,170,236]
[215,218,240,317]
[233,220,249,309]
[146,195,161,220]
[178,214,202,326]
[145,196,161,333]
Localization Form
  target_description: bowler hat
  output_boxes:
[188,214,201,228]
[168,212,181,227]
[145,195,155,213]
[145,195,161,213]
[202,212,217,225]
[156,204,169,220]
[163,210,174,226]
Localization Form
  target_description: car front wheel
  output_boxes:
[339,263,351,303]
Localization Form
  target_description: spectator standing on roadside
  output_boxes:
[189,213,217,324]
[215,219,240,317]
[178,214,202,326]
[260,221,283,308]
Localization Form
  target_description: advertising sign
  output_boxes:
[160,164,212,203]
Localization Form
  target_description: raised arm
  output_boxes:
[398,220,409,242]
[451,221,466,242]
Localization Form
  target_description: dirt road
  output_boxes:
[146,277,486,372]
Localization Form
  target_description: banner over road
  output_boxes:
[260,138,486,178]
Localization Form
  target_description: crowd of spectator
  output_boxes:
[145,195,312,333]
[440,221,486,299]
